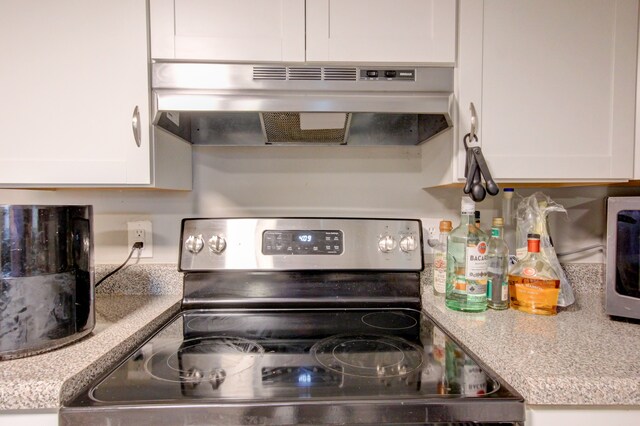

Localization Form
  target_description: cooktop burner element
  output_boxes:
[361,311,419,330]
[61,218,524,426]
[311,334,423,378]
[185,315,241,333]
[143,336,264,385]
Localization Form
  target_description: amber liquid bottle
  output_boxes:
[508,233,561,315]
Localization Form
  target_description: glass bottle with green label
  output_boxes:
[487,217,510,309]
[501,188,518,265]
[445,197,488,312]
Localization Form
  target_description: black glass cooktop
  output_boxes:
[83,309,506,404]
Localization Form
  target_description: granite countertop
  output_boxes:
[421,264,640,406]
[2,263,638,410]
[0,265,182,410]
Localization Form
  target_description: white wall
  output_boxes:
[2,145,638,264]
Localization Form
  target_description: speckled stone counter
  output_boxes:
[95,264,182,295]
[3,263,637,410]
[0,264,182,410]
[421,264,640,406]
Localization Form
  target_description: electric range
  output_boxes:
[61,218,524,425]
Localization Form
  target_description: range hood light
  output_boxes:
[299,113,347,130]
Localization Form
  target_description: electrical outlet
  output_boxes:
[420,218,444,255]
[127,220,153,258]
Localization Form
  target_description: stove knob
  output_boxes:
[185,235,204,254]
[208,369,226,390]
[378,235,397,253]
[184,367,204,388]
[208,235,227,254]
[400,236,417,252]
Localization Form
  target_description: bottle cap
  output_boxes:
[492,217,504,226]
[503,188,514,199]
[461,196,475,214]
[527,234,541,253]
[439,220,452,232]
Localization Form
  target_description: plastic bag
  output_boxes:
[515,192,575,307]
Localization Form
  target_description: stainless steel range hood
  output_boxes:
[152,62,453,146]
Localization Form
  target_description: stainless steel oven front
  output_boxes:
[61,217,524,425]
[606,197,640,320]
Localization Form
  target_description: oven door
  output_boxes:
[606,197,640,320]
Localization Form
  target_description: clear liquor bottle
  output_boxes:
[433,220,452,296]
[508,233,561,315]
[501,188,518,265]
[445,197,489,312]
[487,217,509,310]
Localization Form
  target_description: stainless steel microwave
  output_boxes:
[606,197,640,320]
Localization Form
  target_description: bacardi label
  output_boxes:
[464,241,488,295]
[465,241,488,281]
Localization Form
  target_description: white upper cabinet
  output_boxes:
[306,0,456,64]
[150,0,456,64]
[0,0,150,185]
[151,0,306,61]
[451,0,638,183]
[635,23,640,180]
[425,0,638,187]
[0,0,191,188]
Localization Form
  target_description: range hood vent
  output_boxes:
[252,66,286,80]
[260,112,351,144]
[252,66,358,82]
[153,62,453,146]
[323,67,357,81]
[288,67,322,81]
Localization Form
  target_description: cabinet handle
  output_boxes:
[131,106,141,147]
[469,102,478,141]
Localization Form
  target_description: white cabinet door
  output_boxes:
[456,0,638,182]
[526,406,640,426]
[306,0,456,64]
[635,21,640,180]
[150,0,305,62]
[0,0,151,186]
[150,0,454,64]
[0,411,57,426]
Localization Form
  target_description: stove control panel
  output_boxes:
[360,68,415,81]
[263,230,343,255]
[179,218,423,271]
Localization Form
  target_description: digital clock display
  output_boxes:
[298,234,313,243]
